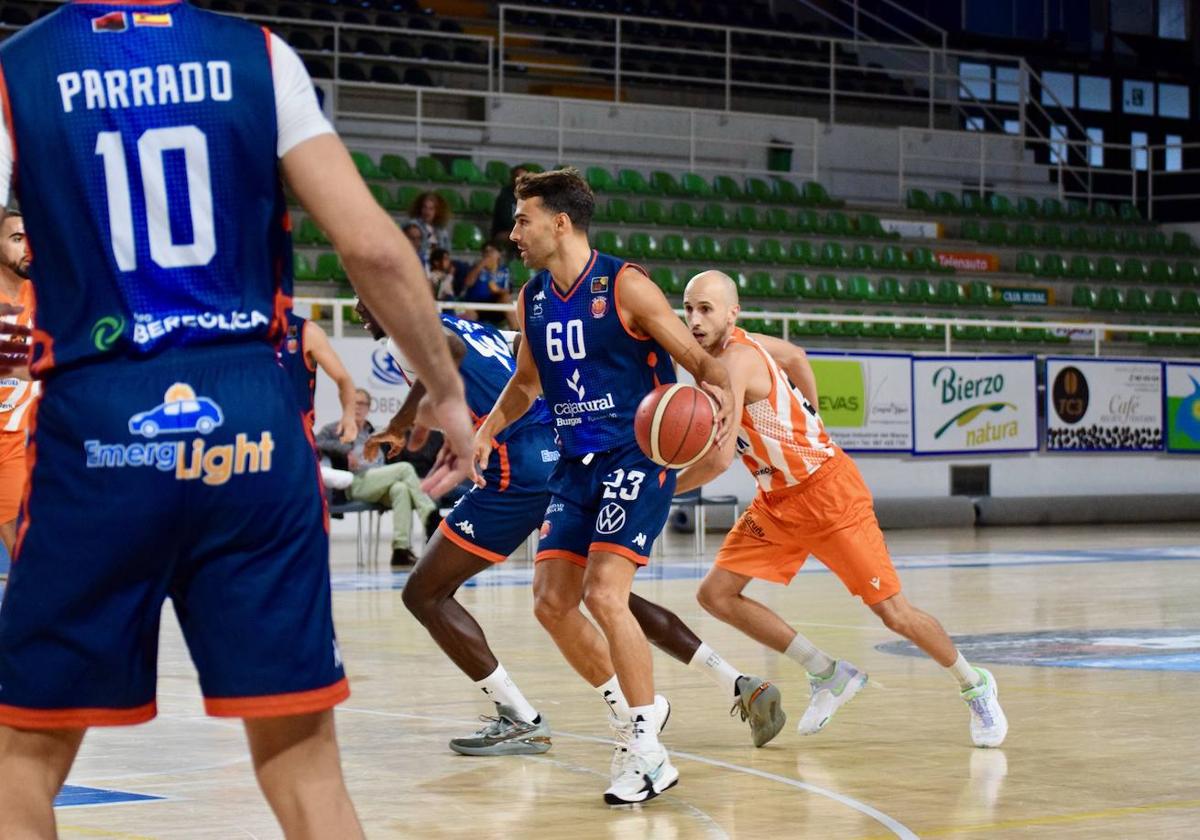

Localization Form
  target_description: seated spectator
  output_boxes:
[428,247,458,300]
[407,191,451,270]
[317,388,438,568]
[401,222,427,272]
[460,243,517,329]
[491,164,528,254]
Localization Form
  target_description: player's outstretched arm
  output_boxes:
[675,345,753,494]
[304,320,359,443]
[749,332,820,408]
[619,268,735,446]
[281,134,477,485]
[363,334,467,461]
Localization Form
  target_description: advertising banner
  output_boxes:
[316,337,412,433]
[882,218,942,239]
[912,356,1038,454]
[1166,362,1200,453]
[935,251,1000,272]
[1046,358,1163,451]
[808,352,913,451]
[997,287,1051,306]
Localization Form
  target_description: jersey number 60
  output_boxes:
[546,319,586,362]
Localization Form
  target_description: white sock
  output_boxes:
[628,704,661,750]
[948,652,981,690]
[688,642,743,699]
[475,664,539,723]
[595,674,631,721]
[785,633,836,678]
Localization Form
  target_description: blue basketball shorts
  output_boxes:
[0,343,347,728]
[439,423,557,563]
[537,440,677,567]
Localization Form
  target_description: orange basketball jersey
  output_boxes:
[0,281,39,433]
[725,326,836,492]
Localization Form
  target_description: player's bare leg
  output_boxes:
[0,725,85,839]
[532,559,619,689]
[869,593,957,665]
[243,711,363,839]
[0,520,16,556]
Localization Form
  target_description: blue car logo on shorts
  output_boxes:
[128,383,224,439]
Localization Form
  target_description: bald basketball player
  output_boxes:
[673,271,1008,748]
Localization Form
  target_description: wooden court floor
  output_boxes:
[29,523,1200,839]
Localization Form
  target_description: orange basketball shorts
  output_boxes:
[0,430,26,523]
[714,453,901,605]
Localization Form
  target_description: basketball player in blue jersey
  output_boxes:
[0,4,475,837]
[279,309,359,437]
[446,168,734,805]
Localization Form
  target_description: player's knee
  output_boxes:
[874,601,912,636]
[695,580,727,619]
[533,590,571,630]
[582,584,625,624]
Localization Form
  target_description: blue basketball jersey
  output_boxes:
[279,312,315,424]
[0,2,292,373]
[440,313,550,443]
[521,251,675,457]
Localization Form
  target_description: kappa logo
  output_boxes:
[596,503,626,535]
[457,520,476,538]
[533,290,546,301]
[632,532,647,549]
[567,368,586,401]
[869,576,881,590]
[333,640,343,669]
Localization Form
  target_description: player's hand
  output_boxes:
[364,430,403,462]
[0,304,32,375]
[700,381,734,450]
[337,413,359,444]
[406,424,431,451]
[419,394,482,496]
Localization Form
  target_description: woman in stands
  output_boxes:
[408,191,453,268]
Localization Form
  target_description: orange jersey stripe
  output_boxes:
[726,327,835,492]
[0,281,39,433]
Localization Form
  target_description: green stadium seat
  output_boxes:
[1066,199,1090,221]
[724,237,752,263]
[1146,231,1168,253]
[1036,254,1066,278]
[965,280,993,306]
[606,198,636,224]
[1011,224,1038,246]
[1094,286,1122,311]
[902,277,935,304]
[831,310,865,338]
[1150,290,1177,314]
[897,312,934,340]
[315,252,346,282]
[876,276,901,302]
[713,175,742,201]
[1170,232,1197,255]
[1121,288,1149,313]
[293,252,317,281]
[1120,229,1145,252]
[792,209,820,234]
[771,178,802,204]
[1091,201,1117,223]
[960,192,985,215]
[680,172,713,198]
[1039,225,1065,248]
[1122,258,1148,284]
[451,223,484,251]
[468,190,494,215]
[625,232,658,260]
[1176,262,1199,284]
[434,188,465,214]
[1067,227,1092,250]
[367,183,395,209]
[842,275,875,302]
[863,311,898,341]
[395,186,422,212]
[952,316,986,342]
[508,260,531,288]
[779,274,806,298]
[764,208,790,232]
[961,219,984,242]
[1015,252,1039,274]
[983,222,1008,245]
[416,156,454,182]
[1041,197,1065,219]
[701,203,732,229]
[855,214,896,239]
[1179,290,1200,314]
[350,151,388,181]
[650,171,682,196]
[910,246,950,273]
[1071,285,1096,308]
[935,279,965,305]
[295,217,328,246]
[1149,260,1174,285]
[821,211,852,237]
[934,191,961,214]
[794,309,830,337]
[669,202,699,227]
[762,273,789,298]
[819,241,850,268]
[1015,196,1041,219]
[484,160,512,185]
[756,315,785,338]
[586,166,621,194]
[659,233,690,261]
[985,317,1019,342]
[733,205,762,231]
[813,274,841,299]
[801,181,836,206]
[906,188,935,213]
[753,238,785,264]
[1094,256,1122,281]
[1017,317,1049,343]
[748,271,774,296]
[593,230,625,256]
[788,240,817,265]
[639,199,667,226]
[1095,228,1120,251]
[850,243,877,269]
[1066,255,1094,280]
[986,193,1014,217]
[746,178,774,204]
[875,244,909,272]
[650,267,677,293]
[380,154,413,181]
[591,201,610,223]
[1118,202,1141,223]
[618,169,652,194]
[691,235,722,261]
[451,158,491,185]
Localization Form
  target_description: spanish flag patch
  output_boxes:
[132,12,173,28]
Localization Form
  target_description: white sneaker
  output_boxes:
[610,694,670,783]
[604,742,679,806]
[962,667,1008,748]
[797,660,868,735]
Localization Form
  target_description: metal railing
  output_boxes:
[1145,140,1200,219]
[794,0,949,51]
[298,298,1200,358]
[335,84,820,185]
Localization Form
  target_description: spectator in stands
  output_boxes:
[407,191,451,270]
[459,242,517,329]
[428,246,459,301]
[317,388,439,568]
[401,222,426,271]
[491,164,528,253]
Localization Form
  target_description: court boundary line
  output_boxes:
[337,705,919,840]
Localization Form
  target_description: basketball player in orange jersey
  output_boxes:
[0,210,34,555]
[675,271,1007,748]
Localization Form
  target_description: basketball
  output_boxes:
[634,383,718,468]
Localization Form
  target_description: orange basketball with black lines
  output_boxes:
[634,383,718,468]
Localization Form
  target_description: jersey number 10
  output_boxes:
[95,127,216,271]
